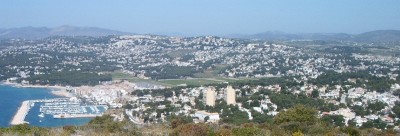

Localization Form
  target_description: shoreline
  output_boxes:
[0,81,73,98]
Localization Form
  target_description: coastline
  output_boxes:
[51,90,74,97]
[0,81,72,98]
[1,81,101,127]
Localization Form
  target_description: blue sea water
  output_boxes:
[0,84,93,127]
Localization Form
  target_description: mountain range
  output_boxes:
[1,26,400,42]
[226,30,400,42]
[0,25,131,39]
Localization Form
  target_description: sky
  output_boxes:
[1,0,400,36]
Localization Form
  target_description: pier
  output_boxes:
[10,100,31,125]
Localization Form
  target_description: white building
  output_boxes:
[193,111,220,123]
[225,85,236,105]
[204,87,216,107]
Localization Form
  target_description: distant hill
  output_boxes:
[2,26,399,42]
[225,31,353,41]
[0,25,132,39]
[225,30,400,42]
[249,31,300,41]
[353,30,400,42]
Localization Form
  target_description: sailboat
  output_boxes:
[38,113,45,118]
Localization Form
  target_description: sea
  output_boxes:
[0,84,93,127]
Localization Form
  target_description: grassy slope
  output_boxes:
[111,72,256,87]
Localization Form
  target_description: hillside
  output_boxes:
[354,30,400,42]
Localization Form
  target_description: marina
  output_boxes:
[0,84,62,127]
[10,98,107,125]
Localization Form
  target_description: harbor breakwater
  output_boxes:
[10,100,31,125]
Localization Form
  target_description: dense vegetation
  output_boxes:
[1,105,399,136]
[310,71,395,92]
[22,71,112,86]
[143,65,198,79]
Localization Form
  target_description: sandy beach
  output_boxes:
[10,100,30,125]
[51,90,74,97]
[1,81,72,97]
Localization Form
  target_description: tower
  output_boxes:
[226,85,236,105]
[204,87,216,107]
